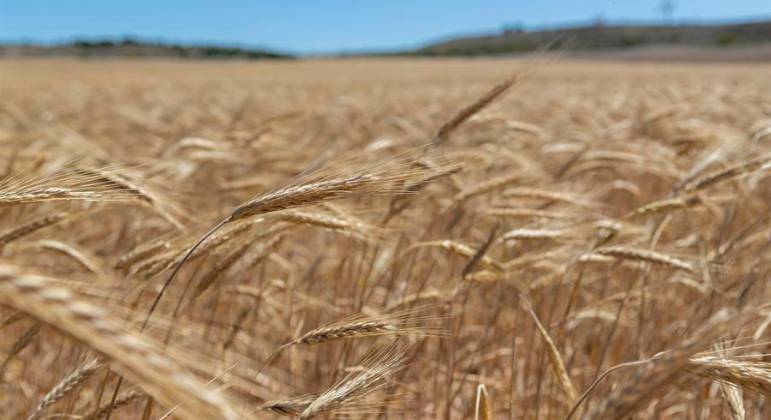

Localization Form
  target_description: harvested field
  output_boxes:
[0,58,769,419]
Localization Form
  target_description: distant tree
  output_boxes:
[73,40,114,49]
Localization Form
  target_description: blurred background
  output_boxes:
[1,0,769,61]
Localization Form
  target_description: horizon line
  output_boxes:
[1,15,768,56]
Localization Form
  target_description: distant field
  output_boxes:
[0,58,769,419]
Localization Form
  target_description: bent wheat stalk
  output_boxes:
[151,154,437,324]
[23,240,107,277]
[524,302,578,406]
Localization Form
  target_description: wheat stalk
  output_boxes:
[0,212,68,251]
[23,240,108,277]
[485,207,575,220]
[193,236,260,298]
[0,322,40,378]
[434,74,520,144]
[585,309,740,419]
[0,166,140,207]
[82,391,144,420]
[453,173,522,203]
[292,319,398,345]
[0,266,239,419]
[115,238,174,270]
[474,384,492,420]
[688,354,771,397]
[73,167,185,230]
[502,227,571,241]
[260,395,316,417]
[25,358,104,420]
[681,155,771,193]
[298,342,407,419]
[591,246,696,273]
[407,240,504,271]
[524,302,578,406]
[502,187,592,207]
[625,195,702,218]
[275,209,377,240]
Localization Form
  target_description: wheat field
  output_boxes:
[0,57,769,419]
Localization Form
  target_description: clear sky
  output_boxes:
[0,1,768,54]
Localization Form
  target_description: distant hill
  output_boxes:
[3,21,770,61]
[413,20,771,57]
[0,38,292,60]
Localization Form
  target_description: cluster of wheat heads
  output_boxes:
[0,58,770,419]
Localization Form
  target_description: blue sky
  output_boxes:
[0,1,768,54]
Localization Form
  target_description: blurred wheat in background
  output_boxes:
[0,57,769,419]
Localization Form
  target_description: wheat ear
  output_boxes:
[260,395,317,417]
[298,342,407,419]
[0,212,68,251]
[0,266,239,419]
[591,246,696,274]
[25,358,104,420]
